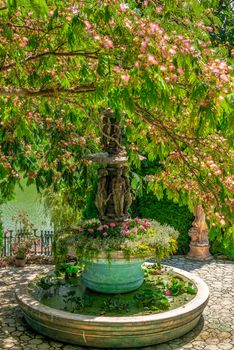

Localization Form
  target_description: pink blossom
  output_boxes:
[109,223,116,227]
[220,219,225,226]
[49,10,54,16]
[156,7,163,14]
[109,19,115,26]
[88,228,94,233]
[169,48,176,55]
[97,226,103,231]
[84,20,91,30]
[50,69,56,76]
[103,224,109,229]
[159,65,167,71]
[132,227,138,233]
[121,73,130,83]
[169,65,176,71]
[135,61,140,68]
[177,67,184,74]
[104,37,114,49]
[103,232,108,236]
[114,65,121,72]
[148,22,157,35]
[165,290,171,296]
[19,37,28,48]
[94,34,101,41]
[171,74,178,81]
[139,225,146,230]
[140,41,148,53]
[78,228,84,232]
[120,3,128,11]
[220,74,228,82]
[134,217,141,223]
[147,54,158,65]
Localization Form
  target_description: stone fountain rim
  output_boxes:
[15,264,209,324]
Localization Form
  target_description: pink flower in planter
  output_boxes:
[78,228,84,232]
[165,290,171,296]
[88,228,94,233]
[139,225,146,230]
[132,227,138,233]
[97,226,103,231]
[103,224,109,229]
[103,232,108,237]
[109,223,116,227]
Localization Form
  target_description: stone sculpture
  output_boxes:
[89,109,134,223]
[190,205,209,243]
[95,168,108,217]
[187,205,212,260]
[122,167,132,214]
[112,168,125,217]
[102,108,121,155]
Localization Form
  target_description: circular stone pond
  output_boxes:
[15,264,209,348]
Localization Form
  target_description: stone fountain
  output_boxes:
[15,109,209,348]
[86,108,132,224]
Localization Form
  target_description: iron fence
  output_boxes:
[1,229,54,257]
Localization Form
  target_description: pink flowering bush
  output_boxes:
[12,239,34,259]
[11,211,38,259]
[57,219,179,262]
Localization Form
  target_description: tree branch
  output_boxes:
[0,84,96,97]
[0,50,99,72]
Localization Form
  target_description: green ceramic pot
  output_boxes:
[82,252,145,294]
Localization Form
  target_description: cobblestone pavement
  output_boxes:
[0,257,233,350]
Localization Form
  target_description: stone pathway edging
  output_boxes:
[0,256,233,350]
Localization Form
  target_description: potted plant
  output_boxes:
[57,218,179,293]
[13,239,34,267]
[12,211,37,267]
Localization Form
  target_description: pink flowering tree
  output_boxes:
[0,0,233,231]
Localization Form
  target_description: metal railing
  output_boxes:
[1,229,54,257]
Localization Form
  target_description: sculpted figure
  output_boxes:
[95,168,108,217]
[122,167,132,214]
[189,205,208,243]
[112,168,125,217]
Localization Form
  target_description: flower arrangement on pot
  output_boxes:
[57,218,179,293]
[13,239,34,267]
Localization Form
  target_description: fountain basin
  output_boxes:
[83,252,145,293]
[15,265,209,348]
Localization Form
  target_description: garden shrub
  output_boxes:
[131,194,193,255]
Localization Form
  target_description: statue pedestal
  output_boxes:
[187,243,213,261]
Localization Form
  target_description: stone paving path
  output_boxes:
[0,257,233,350]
